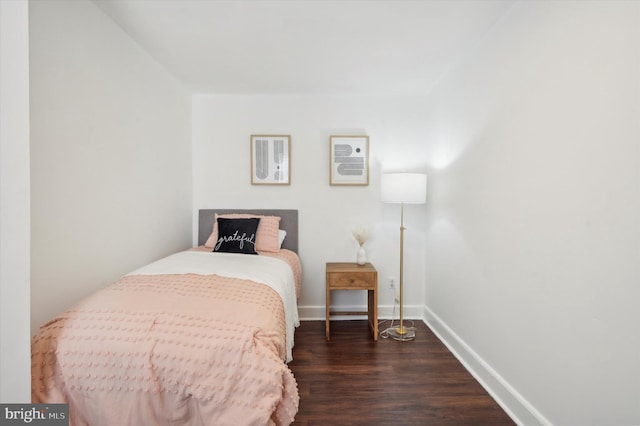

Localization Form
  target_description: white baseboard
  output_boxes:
[423,306,550,426]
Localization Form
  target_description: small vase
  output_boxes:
[357,245,367,265]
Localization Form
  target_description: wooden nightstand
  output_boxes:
[325,262,378,341]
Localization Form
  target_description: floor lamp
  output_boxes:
[381,173,427,341]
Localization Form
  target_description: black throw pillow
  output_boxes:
[213,218,260,255]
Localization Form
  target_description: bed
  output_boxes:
[31,209,301,425]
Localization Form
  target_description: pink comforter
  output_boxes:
[32,252,300,425]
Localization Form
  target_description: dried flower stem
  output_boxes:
[352,227,369,246]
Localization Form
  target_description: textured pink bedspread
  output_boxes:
[32,254,300,425]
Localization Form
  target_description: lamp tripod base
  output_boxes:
[388,326,416,341]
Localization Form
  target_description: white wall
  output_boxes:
[423,1,640,424]
[0,0,31,403]
[29,0,192,334]
[192,94,430,318]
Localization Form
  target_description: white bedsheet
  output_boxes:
[127,250,299,362]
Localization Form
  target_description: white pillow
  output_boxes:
[278,230,287,248]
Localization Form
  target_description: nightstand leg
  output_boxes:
[326,287,330,340]
[372,287,378,341]
[368,288,378,341]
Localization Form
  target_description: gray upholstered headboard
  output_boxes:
[198,209,299,253]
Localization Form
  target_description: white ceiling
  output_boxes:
[93,0,515,95]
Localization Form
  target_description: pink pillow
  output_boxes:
[205,213,282,252]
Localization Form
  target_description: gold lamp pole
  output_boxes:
[381,173,427,342]
[389,201,414,340]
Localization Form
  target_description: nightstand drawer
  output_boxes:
[327,272,374,289]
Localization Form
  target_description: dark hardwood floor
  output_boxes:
[288,320,515,426]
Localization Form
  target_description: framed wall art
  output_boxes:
[329,135,369,186]
[250,135,291,185]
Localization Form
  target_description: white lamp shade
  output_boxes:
[381,173,427,204]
